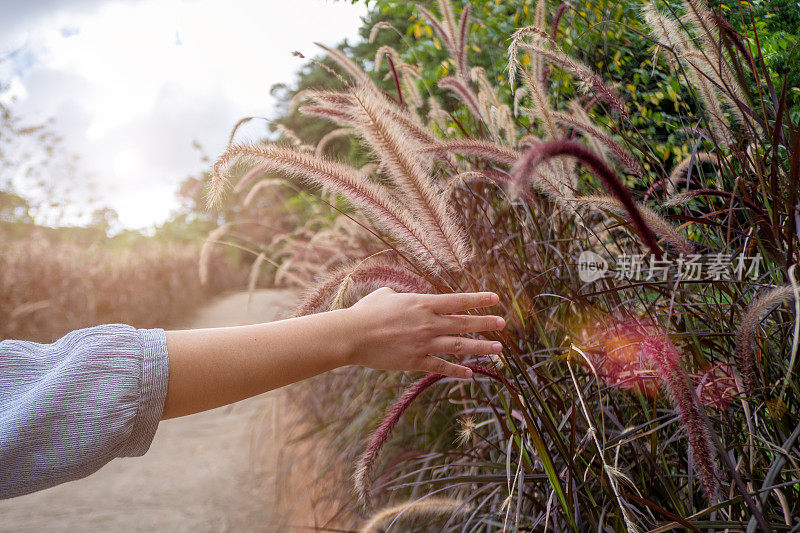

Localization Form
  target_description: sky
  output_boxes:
[0,0,368,229]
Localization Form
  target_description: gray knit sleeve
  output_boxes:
[0,324,169,499]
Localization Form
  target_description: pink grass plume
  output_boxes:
[513,140,663,258]
[354,364,508,509]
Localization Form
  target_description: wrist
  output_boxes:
[331,307,363,367]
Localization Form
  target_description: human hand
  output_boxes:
[343,287,505,379]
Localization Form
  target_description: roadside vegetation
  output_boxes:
[207,0,800,530]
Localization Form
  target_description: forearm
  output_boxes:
[162,309,356,419]
[161,289,503,420]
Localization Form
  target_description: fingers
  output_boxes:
[418,355,473,379]
[438,314,505,335]
[424,292,499,313]
[429,336,503,356]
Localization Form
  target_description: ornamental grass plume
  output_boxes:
[665,152,721,195]
[567,195,695,254]
[517,32,629,118]
[242,178,286,207]
[314,127,353,157]
[735,286,795,394]
[209,143,449,272]
[416,0,471,81]
[423,139,520,165]
[293,256,433,317]
[637,323,721,501]
[438,76,485,120]
[693,362,738,410]
[550,107,642,174]
[349,86,473,267]
[578,316,725,501]
[580,317,736,409]
[641,1,743,145]
[199,224,230,285]
[354,364,507,510]
[359,497,470,533]
[512,140,663,257]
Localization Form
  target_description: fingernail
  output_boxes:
[496,317,505,329]
[492,342,503,353]
[461,367,473,379]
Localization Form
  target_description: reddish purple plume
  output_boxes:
[639,327,720,501]
[354,364,507,509]
[579,317,720,500]
[513,140,663,257]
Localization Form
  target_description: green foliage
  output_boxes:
[728,0,800,120]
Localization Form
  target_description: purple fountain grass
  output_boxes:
[444,171,499,190]
[209,143,449,271]
[470,68,516,144]
[666,151,721,195]
[415,5,452,51]
[310,82,434,149]
[299,104,359,128]
[373,45,401,72]
[242,178,287,207]
[294,257,434,317]
[368,20,395,43]
[550,2,570,41]
[314,42,371,85]
[444,171,541,203]
[416,0,471,81]
[291,88,357,112]
[735,286,795,394]
[507,27,541,90]
[568,195,695,255]
[638,326,720,501]
[232,164,269,194]
[354,364,507,509]
[518,71,560,139]
[455,2,471,81]
[247,252,268,296]
[383,53,405,108]
[199,225,230,285]
[513,140,663,257]
[273,123,303,147]
[314,127,354,157]
[641,3,734,146]
[519,37,628,118]
[295,90,360,128]
[359,497,469,533]
[681,0,750,128]
[423,139,520,166]
[328,263,436,310]
[293,93,360,131]
[352,87,473,268]
[470,67,504,109]
[437,76,485,122]
[381,99,438,147]
[300,86,438,160]
[551,108,642,175]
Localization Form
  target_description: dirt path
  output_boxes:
[0,289,301,533]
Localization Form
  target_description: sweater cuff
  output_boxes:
[119,328,169,457]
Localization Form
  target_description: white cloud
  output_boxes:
[1,0,367,228]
